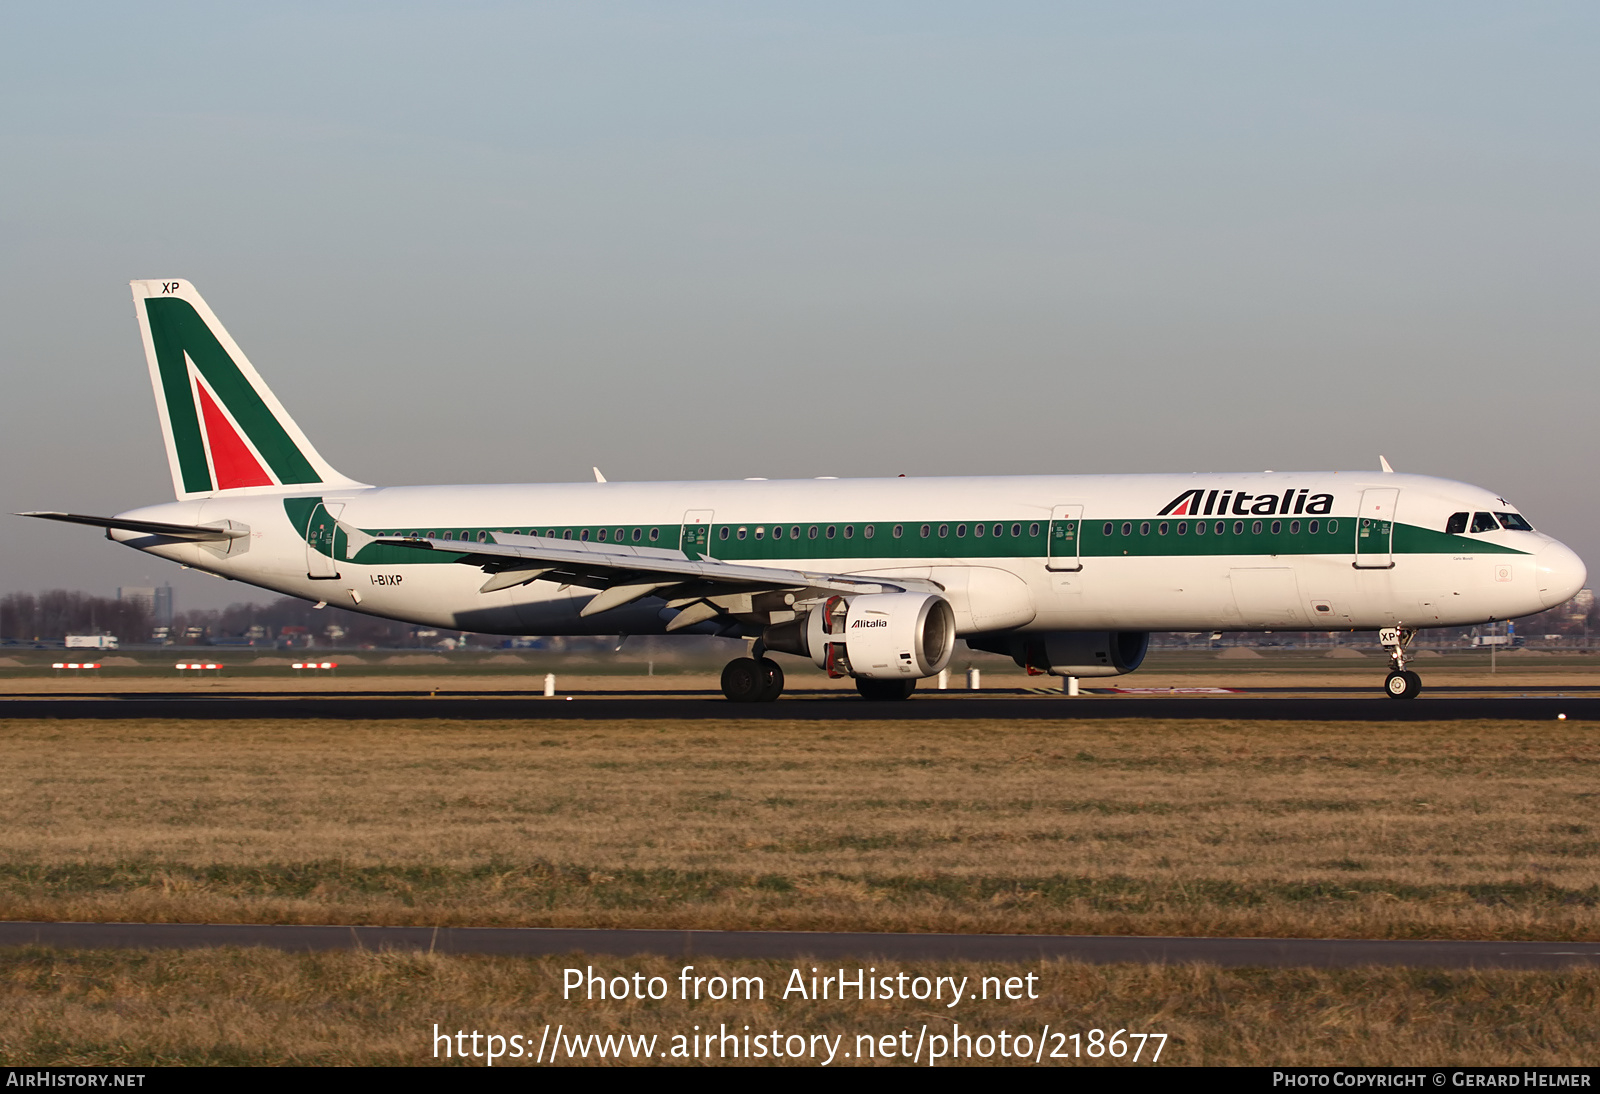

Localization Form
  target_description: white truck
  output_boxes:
[64,634,119,650]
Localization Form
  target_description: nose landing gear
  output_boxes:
[1379,625,1422,699]
[720,656,785,702]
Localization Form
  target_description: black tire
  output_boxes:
[1384,670,1421,700]
[855,677,916,701]
[756,658,785,702]
[721,657,765,702]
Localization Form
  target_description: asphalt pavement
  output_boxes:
[0,694,1593,720]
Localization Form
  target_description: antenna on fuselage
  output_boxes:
[1379,455,1395,473]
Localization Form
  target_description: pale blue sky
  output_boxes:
[3,3,1597,608]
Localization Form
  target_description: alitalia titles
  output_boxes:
[1159,488,1334,519]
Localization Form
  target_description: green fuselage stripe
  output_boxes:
[287,500,1526,566]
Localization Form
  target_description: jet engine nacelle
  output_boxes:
[762,592,956,680]
[968,631,1150,678]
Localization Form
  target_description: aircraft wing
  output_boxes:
[369,529,937,628]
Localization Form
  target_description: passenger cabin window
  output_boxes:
[597,528,607,541]
[1471,512,1499,533]
[1029,523,1040,536]
[1103,523,1114,536]
[649,528,660,541]
[892,524,903,538]
[1496,512,1534,531]
[1445,512,1469,535]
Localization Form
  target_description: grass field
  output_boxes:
[0,948,1595,1066]
[1,716,1596,939]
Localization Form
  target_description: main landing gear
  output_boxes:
[720,656,784,703]
[1380,625,1422,700]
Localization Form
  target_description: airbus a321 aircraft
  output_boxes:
[23,280,1587,701]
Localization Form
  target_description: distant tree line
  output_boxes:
[0,591,150,643]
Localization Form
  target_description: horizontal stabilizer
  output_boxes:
[17,511,248,542]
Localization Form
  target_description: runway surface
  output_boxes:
[0,694,1594,720]
[2,922,1596,969]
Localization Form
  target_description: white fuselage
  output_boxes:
[110,470,1585,641]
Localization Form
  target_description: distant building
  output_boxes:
[118,585,173,626]
[1557,588,1595,623]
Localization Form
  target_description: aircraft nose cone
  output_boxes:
[1536,540,1587,610]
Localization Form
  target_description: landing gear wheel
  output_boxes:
[855,677,916,701]
[1384,670,1422,700]
[757,658,785,702]
[721,657,765,703]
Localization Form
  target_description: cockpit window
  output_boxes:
[1495,512,1534,532]
[1445,512,1468,535]
[1471,512,1499,533]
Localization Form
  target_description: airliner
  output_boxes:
[22,280,1587,701]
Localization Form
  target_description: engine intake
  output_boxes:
[967,631,1149,677]
[762,593,956,680]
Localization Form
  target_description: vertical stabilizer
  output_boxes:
[131,279,366,500]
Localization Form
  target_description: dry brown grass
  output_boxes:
[0,717,1596,938]
[0,948,1594,1066]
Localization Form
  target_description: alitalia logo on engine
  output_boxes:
[1158,488,1334,518]
[851,619,889,628]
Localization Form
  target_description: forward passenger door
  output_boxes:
[1353,489,1399,569]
